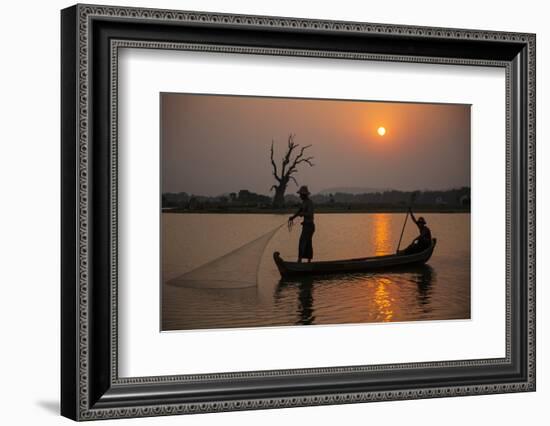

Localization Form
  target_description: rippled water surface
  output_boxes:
[162,213,470,330]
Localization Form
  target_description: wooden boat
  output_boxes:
[273,238,437,278]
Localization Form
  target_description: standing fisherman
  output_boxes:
[288,186,315,263]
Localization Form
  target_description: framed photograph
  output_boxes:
[61,4,536,421]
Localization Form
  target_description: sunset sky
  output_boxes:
[161,94,470,196]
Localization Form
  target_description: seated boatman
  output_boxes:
[400,207,432,255]
[288,185,315,263]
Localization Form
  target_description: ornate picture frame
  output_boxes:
[61,4,535,421]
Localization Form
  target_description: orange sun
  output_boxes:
[377,126,386,136]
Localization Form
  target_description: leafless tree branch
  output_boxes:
[287,144,314,175]
[269,134,314,206]
[288,175,299,187]
[270,140,281,182]
[281,134,299,176]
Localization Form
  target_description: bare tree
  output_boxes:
[270,134,314,208]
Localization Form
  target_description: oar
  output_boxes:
[396,192,418,253]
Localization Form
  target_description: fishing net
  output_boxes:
[167,223,284,289]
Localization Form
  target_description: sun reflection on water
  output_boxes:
[373,277,394,321]
[372,213,392,256]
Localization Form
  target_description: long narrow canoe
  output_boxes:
[273,238,436,278]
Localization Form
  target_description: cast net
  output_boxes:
[166,223,284,289]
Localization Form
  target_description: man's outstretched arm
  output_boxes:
[289,206,303,222]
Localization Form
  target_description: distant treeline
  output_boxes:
[162,187,471,213]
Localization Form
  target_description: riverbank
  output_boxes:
[162,206,471,214]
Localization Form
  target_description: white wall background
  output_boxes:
[0,0,546,424]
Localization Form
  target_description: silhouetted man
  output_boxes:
[288,186,315,263]
[400,208,432,255]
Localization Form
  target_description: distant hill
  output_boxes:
[317,186,391,195]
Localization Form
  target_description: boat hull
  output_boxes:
[273,238,436,277]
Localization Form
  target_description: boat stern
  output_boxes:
[424,238,437,263]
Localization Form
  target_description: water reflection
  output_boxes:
[296,279,315,325]
[276,264,435,325]
[276,276,316,325]
[373,277,394,321]
[412,264,435,310]
[373,213,392,255]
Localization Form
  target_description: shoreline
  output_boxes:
[162,207,471,214]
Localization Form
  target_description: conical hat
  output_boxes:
[297,185,310,195]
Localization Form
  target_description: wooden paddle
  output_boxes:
[396,192,418,253]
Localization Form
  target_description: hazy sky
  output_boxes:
[161,94,470,196]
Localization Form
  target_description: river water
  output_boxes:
[162,213,470,330]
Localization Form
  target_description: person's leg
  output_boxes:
[401,240,417,255]
[298,227,306,262]
[304,223,314,262]
[305,238,312,262]
[309,224,315,262]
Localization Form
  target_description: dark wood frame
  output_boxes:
[61,4,536,421]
